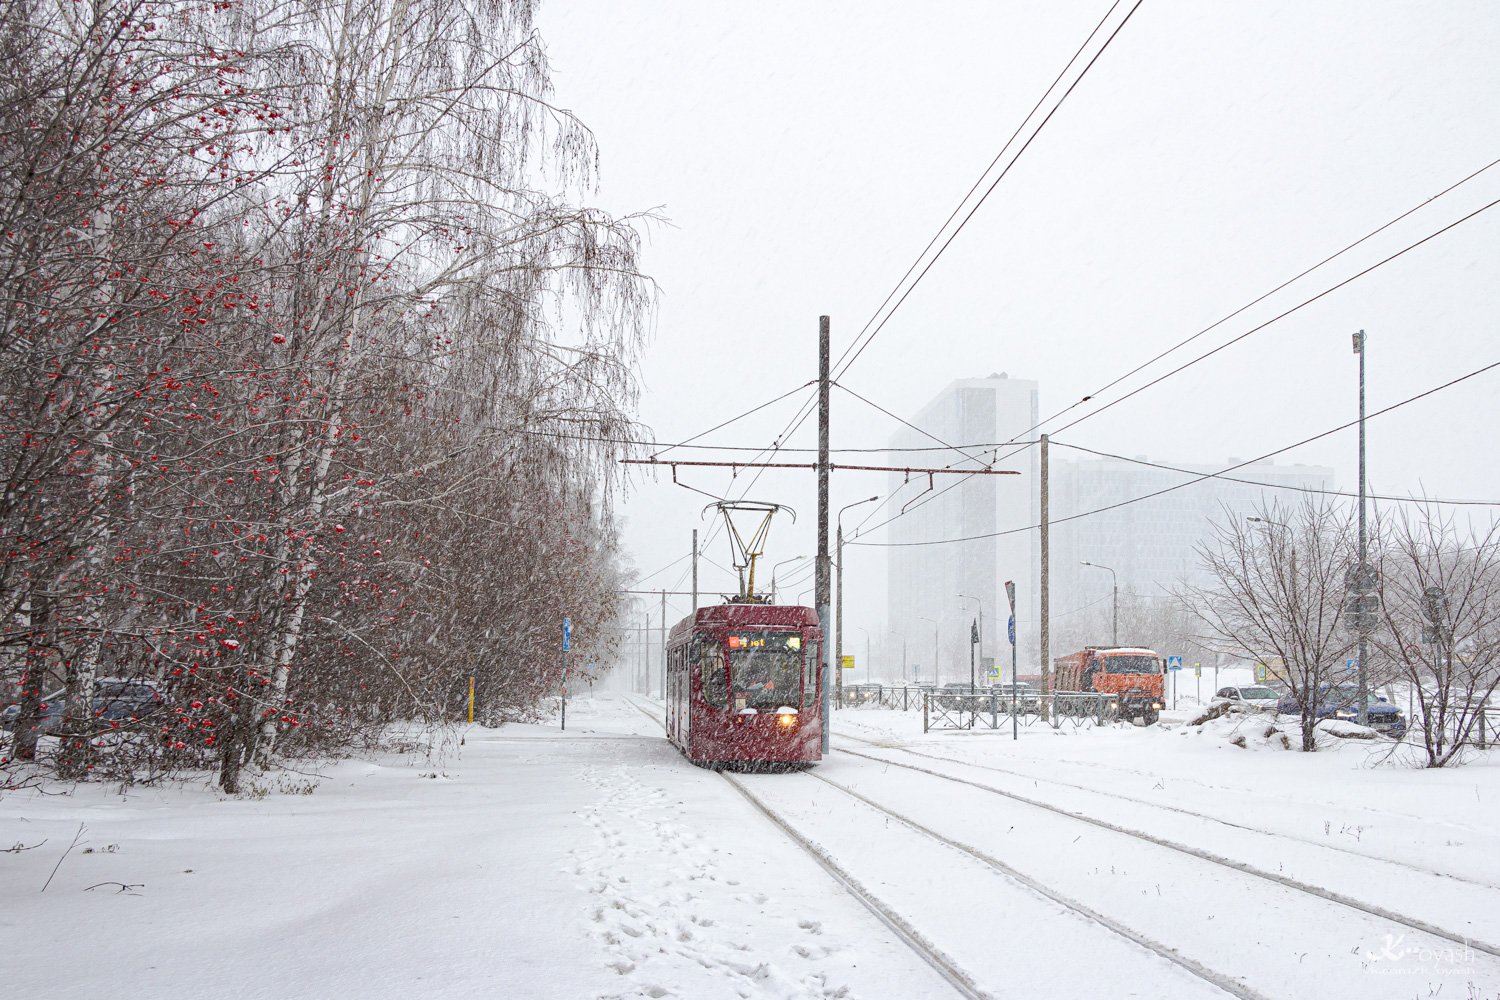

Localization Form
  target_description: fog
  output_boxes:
[536,1,1500,663]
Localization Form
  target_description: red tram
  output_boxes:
[664,602,823,767]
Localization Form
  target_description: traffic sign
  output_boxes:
[1194,663,1201,678]
[840,655,855,670]
[563,617,572,651]
[1167,655,1183,670]
[1007,615,1015,646]
[984,664,1001,680]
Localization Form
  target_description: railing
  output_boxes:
[922,691,1120,732]
[839,683,937,712]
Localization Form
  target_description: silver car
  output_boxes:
[1216,685,1282,712]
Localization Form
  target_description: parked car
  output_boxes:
[991,681,1039,713]
[2,679,163,733]
[1215,685,1282,711]
[0,687,67,733]
[1276,684,1407,739]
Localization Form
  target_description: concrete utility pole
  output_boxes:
[659,590,666,700]
[817,316,832,754]
[836,525,843,710]
[1354,329,1369,725]
[1040,433,1051,718]
[691,529,698,614]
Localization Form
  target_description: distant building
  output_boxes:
[885,374,1037,683]
[883,376,1335,679]
[1049,454,1336,619]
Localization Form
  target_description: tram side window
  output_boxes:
[803,642,818,710]
[699,640,727,707]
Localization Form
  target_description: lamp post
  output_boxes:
[769,555,805,604]
[836,497,879,711]
[1081,561,1118,646]
[957,594,983,691]
[919,616,939,686]
[1353,329,1370,725]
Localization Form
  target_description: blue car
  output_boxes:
[1276,684,1406,739]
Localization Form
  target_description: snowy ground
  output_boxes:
[4,695,1499,999]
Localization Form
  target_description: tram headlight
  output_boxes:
[777,713,796,728]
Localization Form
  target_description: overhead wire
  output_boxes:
[701,0,1142,517]
[848,170,1500,538]
[1050,441,1500,507]
[848,354,1500,547]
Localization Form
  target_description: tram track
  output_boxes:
[799,767,1270,1000]
[627,696,1260,998]
[625,695,1500,994]
[623,696,989,999]
[721,773,993,1000]
[837,722,1500,886]
[833,739,1500,960]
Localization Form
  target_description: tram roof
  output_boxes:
[668,603,820,643]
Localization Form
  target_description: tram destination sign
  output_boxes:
[727,632,801,651]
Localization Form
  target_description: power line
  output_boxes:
[847,181,1500,539]
[849,355,1500,547]
[829,0,1129,379]
[1019,154,1500,445]
[1052,440,1500,508]
[721,0,1141,491]
[833,0,1146,383]
[1043,192,1500,440]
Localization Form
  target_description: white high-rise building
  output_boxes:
[884,375,1337,682]
[1049,455,1336,619]
[885,374,1037,684]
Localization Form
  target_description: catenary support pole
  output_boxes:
[660,590,666,701]
[691,530,698,613]
[817,316,832,754]
[1040,433,1050,720]
[836,524,843,711]
[1356,329,1369,725]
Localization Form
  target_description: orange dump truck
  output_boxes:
[1052,647,1166,724]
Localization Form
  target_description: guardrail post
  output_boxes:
[923,693,929,733]
[1480,707,1488,750]
[991,692,998,730]
[1051,690,1058,730]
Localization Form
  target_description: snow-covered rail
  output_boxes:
[833,743,1500,962]
[838,729,1499,891]
[721,774,992,1000]
[801,769,1271,1000]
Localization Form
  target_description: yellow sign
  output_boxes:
[840,655,855,670]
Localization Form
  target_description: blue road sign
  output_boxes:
[563,617,572,651]
[1007,615,1015,646]
[1168,655,1183,670]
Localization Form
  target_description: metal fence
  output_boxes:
[922,691,1120,732]
[841,683,936,712]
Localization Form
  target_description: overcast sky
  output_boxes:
[534,1,1500,650]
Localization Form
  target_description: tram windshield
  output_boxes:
[726,631,803,710]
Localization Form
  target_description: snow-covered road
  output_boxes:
[3,694,1498,999]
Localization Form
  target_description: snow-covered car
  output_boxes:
[1215,685,1282,712]
[1276,685,1407,739]
[1,679,163,733]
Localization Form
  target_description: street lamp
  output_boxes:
[836,496,879,710]
[769,555,805,604]
[919,615,940,686]
[855,625,872,684]
[957,593,983,691]
[1081,561,1118,646]
[1353,328,1370,724]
